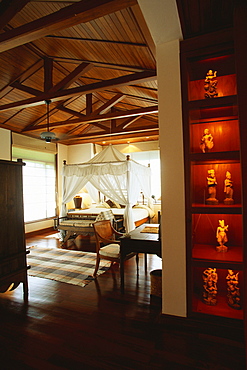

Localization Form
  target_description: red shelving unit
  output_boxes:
[180,30,245,324]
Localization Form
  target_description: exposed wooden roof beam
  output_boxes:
[44,57,53,92]
[63,126,159,143]
[77,124,92,136]
[49,62,94,93]
[0,59,43,98]
[62,94,125,134]
[58,106,85,118]
[0,0,138,53]
[45,34,147,47]
[0,70,156,111]
[22,105,158,132]
[117,115,142,130]
[10,81,42,96]
[93,94,125,115]
[11,61,93,98]
[22,101,73,131]
[0,0,30,32]
[53,56,150,73]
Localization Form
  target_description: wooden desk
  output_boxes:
[120,224,161,292]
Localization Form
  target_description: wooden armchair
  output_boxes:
[92,220,138,278]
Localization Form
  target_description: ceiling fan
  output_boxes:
[40,100,57,143]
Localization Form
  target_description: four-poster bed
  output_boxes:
[57,146,154,250]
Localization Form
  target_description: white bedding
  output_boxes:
[67,205,154,223]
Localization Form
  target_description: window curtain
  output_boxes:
[61,159,151,232]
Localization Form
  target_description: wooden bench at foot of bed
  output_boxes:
[54,213,124,251]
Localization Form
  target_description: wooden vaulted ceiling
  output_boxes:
[0,0,157,146]
[0,0,236,146]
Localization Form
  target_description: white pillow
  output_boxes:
[111,200,121,209]
[95,202,110,209]
[81,193,92,209]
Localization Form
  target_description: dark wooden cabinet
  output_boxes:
[0,159,29,299]
[180,28,246,324]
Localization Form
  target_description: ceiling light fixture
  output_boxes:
[40,100,56,143]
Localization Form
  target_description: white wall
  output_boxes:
[25,219,54,234]
[114,140,159,153]
[0,132,159,232]
[137,0,182,45]
[157,40,187,317]
[57,143,68,215]
[138,0,186,319]
[0,128,11,160]
[67,143,94,164]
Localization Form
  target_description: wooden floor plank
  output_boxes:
[0,231,245,369]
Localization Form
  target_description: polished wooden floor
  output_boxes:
[0,231,246,369]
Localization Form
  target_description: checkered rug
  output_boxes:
[27,247,111,287]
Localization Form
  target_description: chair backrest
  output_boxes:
[93,220,115,246]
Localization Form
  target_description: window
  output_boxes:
[124,150,161,201]
[12,147,56,222]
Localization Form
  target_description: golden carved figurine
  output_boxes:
[224,171,234,205]
[206,169,218,205]
[200,128,214,153]
[226,270,241,310]
[204,69,218,98]
[216,219,228,252]
[202,267,218,305]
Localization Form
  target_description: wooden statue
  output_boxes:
[206,169,218,205]
[200,128,214,153]
[204,69,218,98]
[224,171,234,205]
[202,267,218,305]
[226,270,241,310]
[216,219,228,252]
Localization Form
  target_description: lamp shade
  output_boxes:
[40,131,56,143]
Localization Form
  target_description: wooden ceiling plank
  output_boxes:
[45,34,146,47]
[88,122,109,131]
[0,70,156,111]
[12,59,43,83]
[22,105,158,131]
[0,0,30,32]
[64,94,126,133]
[22,96,84,132]
[131,4,156,60]
[49,62,94,93]
[58,106,85,118]
[65,125,87,136]
[65,93,96,134]
[77,124,92,136]
[22,104,61,131]
[53,56,148,73]
[0,59,43,98]
[0,0,138,53]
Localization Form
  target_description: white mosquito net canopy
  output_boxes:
[61,145,152,232]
